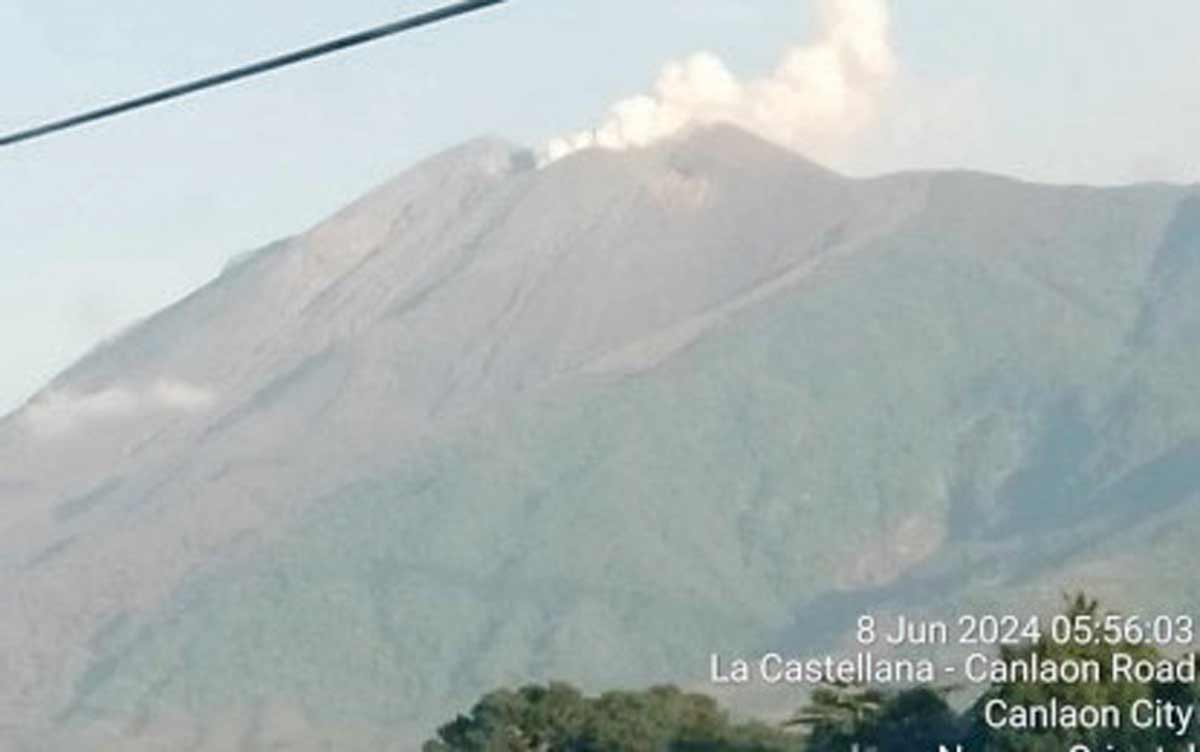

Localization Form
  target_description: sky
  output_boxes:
[1,0,1198,416]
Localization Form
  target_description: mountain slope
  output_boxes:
[1,126,1198,749]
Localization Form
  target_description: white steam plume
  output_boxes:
[544,0,896,164]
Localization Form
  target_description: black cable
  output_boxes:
[0,0,507,148]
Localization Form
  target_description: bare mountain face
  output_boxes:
[1,126,1199,749]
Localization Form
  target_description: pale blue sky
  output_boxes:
[1,0,1197,415]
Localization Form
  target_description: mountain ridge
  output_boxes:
[2,124,1199,749]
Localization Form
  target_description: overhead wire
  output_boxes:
[0,0,507,148]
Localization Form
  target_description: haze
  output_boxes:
[1,0,1198,416]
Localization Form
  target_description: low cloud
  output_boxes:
[24,379,216,438]
[543,0,896,164]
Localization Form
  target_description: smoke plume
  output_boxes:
[544,0,896,164]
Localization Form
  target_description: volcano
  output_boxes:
[2,125,1199,749]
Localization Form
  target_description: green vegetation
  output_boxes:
[429,596,1200,752]
[789,682,960,752]
[963,594,1200,752]
[423,684,802,752]
[62,181,1200,742]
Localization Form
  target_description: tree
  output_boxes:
[424,683,803,752]
[423,682,589,752]
[966,593,1200,752]
[425,596,1198,752]
[790,681,962,751]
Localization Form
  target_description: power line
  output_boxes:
[0,0,507,148]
